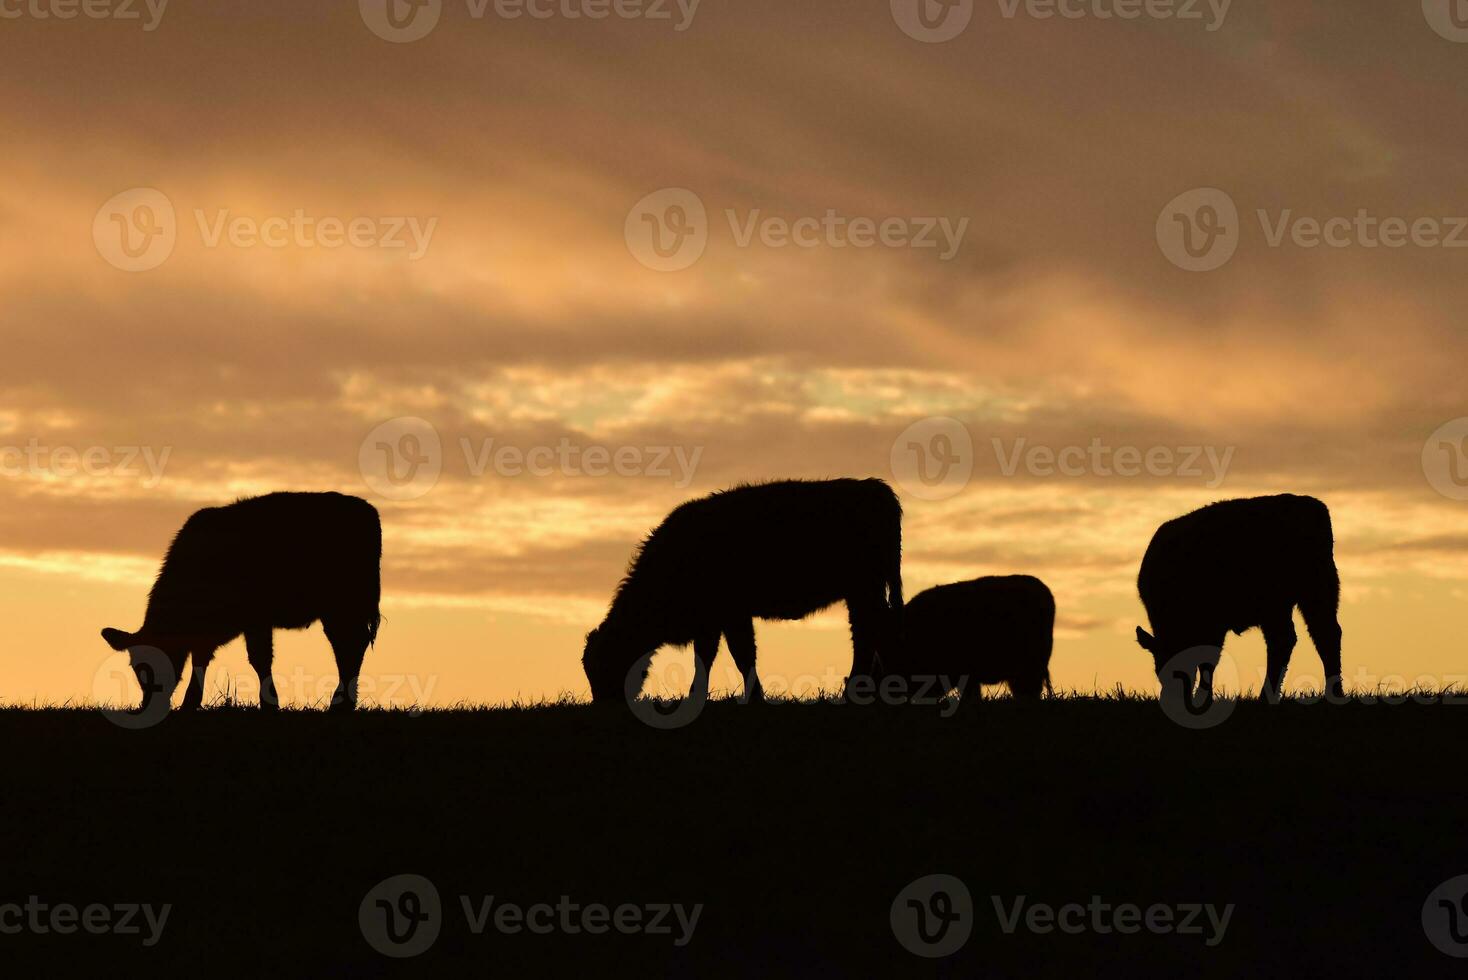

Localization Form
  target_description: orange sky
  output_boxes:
[3,1,1468,708]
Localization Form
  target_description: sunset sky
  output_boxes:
[4,0,1468,708]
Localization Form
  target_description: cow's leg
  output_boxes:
[690,630,719,705]
[245,628,279,712]
[1300,575,1344,701]
[180,646,218,711]
[1191,637,1225,708]
[724,618,763,704]
[323,615,370,712]
[1260,612,1297,705]
[846,588,884,693]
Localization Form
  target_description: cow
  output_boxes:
[582,478,903,705]
[1135,494,1343,705]
[879,574,1055,705]
[100,491,382,713]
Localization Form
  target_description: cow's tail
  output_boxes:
[876,488,904,675]
[366,504,383,648]
[1041,582,1056,698]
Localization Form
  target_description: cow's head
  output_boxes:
[582,623,653,704]
[1136,625,1222,694]
[1134,626,1169,676]
[100,627,187,711]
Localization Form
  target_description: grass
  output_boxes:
[3,692,1466,976]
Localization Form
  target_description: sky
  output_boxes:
[3,0,1468,708]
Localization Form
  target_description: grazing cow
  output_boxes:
[880,575,1055,704]
[1135,494,1343,704]
[583,478,903,705]
[101,492,382,713]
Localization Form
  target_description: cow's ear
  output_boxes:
[101,628,134,652]
[1134,626,1155,652]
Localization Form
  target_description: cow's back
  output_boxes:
[630,478,900,619]
[157,492,381,628]
[897,575,1054,682]
[1138,494,1333,629]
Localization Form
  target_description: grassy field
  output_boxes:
[3,692,1467,977]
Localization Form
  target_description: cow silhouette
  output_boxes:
[100,491,382,713]
[1135,493,1343,705]
[583,478,903,705]
[880,574,1055,703]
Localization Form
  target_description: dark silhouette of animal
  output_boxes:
[583,478,903,704]
[1136,494,1342,704]
[880,574,1054,703]
[100,491,382,713]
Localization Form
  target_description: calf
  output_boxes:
[1135,494,1343,704]
[583,478,903,704]
[881,575,1055,704]
[101,491,382,713]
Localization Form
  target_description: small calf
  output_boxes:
[881,574,1055,704]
